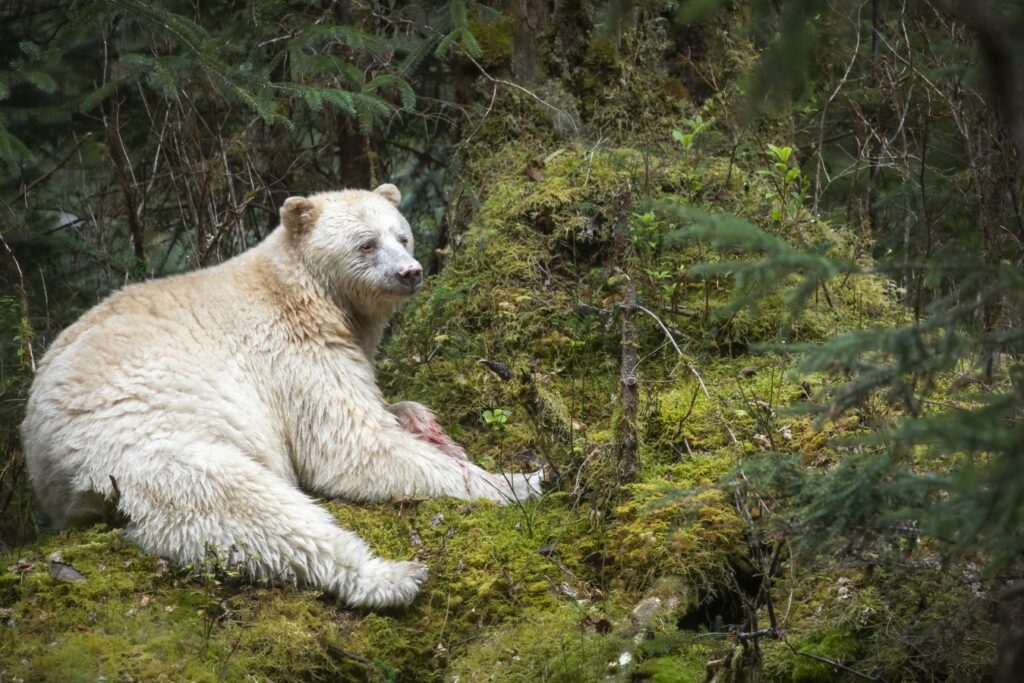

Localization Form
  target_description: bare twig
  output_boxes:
[635,303,738,445]
[458,50,578,134]
[20,133,93,204]
[104,100,146,267]
[813,2,863,215]
[927,0,1024,156]
[0,231,35,372]
[783,638,885,682]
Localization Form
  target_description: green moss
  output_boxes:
[468,16,514,68]
[446,604,625,682]
[0,496,613,681]
[759,559,995,682]
[325,496,611,681]
[0,526,357,681]
[610,452,746,592]
[784,630,861,682]
[637,654,706,683]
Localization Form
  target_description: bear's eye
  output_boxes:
[398,236,409,246]
[359,241,377,253]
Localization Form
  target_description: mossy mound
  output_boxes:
[0,491,715,681]
[0,526,358,681]
[0,103,988,683]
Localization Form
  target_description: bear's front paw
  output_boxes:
[512,469,544,500]
[489,469,544,504]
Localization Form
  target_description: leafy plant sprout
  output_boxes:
[481,407,511,433]
[672,114,712,160]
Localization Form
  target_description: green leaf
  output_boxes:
[365,75,418,111]
[301,87,323,112]
[396,79,416,110]
[320,88,356,116]
[450,0,469,28]
[119,52,154,67]
[397,35,438,76]
[351,91,392,132]
[0,121,31,172]
[145,63,178,98]
[766,143,793,163]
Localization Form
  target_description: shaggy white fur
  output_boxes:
[21,184,541,608]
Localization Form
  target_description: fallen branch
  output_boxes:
[737,627,784,641]
[322,640,374,667]
[784,638,884,682]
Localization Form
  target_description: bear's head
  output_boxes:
[279,184,423,317]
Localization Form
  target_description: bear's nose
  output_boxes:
[397,264,423,286]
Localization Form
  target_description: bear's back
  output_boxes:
[20,252,287,522]
[35,263,246,381]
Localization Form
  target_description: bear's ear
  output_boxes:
[373,183,401,206]
[280,196,320,235]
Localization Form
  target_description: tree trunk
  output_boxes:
[617,278,640,484]
[337,119,377,189]
[501,0,550,82]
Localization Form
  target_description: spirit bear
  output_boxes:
[21,184,540,608]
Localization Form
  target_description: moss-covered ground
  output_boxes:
[0,129,996,681]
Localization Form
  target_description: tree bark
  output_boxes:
[997,582,1024,683]
[501,0,550,82]
[337,119,377,189]
[617,277,640,484]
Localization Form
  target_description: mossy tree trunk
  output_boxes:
[617,277,640,484]
[500,0,549,82]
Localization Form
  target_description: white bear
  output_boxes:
[20,184,540,608]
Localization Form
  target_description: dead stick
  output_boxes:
[617,280,640,483]
[636,303,738,445]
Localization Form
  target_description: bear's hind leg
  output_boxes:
[115,446,426,608]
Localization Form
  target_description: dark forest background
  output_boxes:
[1,1,1022,681]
